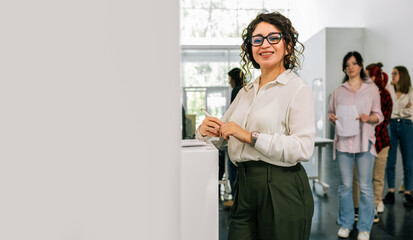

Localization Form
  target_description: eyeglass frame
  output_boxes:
[249,32,283,46]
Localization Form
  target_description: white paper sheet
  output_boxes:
[335,105,360,137]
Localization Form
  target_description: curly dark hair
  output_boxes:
[240,11,304,82]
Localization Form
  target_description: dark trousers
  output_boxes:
[228,157,237,197]
[228,161,314,240]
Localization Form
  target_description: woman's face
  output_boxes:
[228,76,235,88]
[345,56,362,79]
[251,22,287,70]
[391,68,400,85]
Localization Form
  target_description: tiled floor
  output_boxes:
[219,144,413,240]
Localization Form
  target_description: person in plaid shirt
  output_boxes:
[352,63,392,223]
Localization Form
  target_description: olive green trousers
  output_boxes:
[228,161,314,240]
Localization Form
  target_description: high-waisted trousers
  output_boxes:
[228,161,314,240]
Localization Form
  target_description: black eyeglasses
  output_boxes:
[250,33,283,46]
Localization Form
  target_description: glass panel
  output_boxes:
[238,0,263,10]
[210,0,225,9]
[210,9,239,38]
[182,0,211,9]
[182,49,229,63]
[184,88,206,133]
[263,0,291,12]
[217,0,238,9]
[229,49,242,64]
[229,50,242,75]
[183,87,230,130]
[180,0,292,40]
[237,10,261,36]
[182,9,210,38]
[182,50,231,87]
[181,0,192,8]
[207,88,229,119]
[182,62,229,87]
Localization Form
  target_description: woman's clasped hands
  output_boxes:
[200,116,224,138]
[200,117,251,143]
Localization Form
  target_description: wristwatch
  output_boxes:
[251,131,260,147]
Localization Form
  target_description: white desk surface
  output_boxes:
[315,137,334,145]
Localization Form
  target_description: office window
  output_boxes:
[181,49,239,137]
[181,0,290,40]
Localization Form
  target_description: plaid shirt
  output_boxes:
[375,88,392,153]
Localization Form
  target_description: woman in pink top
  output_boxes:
[328,51,383,240]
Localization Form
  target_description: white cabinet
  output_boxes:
[180,144,218,240]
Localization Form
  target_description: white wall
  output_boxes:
[325,28,365,99]
[362,1,413,75]
[291,0,413,76]
[297,29,326,137]
[298,29,326,88]
[0,1,180,240]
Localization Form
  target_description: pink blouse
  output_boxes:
[328,80,384,158]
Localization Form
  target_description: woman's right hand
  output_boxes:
[329,113,338,123]
[199,116,225,137]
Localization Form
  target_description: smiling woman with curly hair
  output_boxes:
[196,11,315,240]
[240,12,304,83]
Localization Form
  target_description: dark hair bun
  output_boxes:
[376,62,383,68]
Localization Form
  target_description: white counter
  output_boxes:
[180,142,218,240]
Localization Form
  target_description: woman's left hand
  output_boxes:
[220,121,251,143]
[356,114,370,123]
[356,113,379,124]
